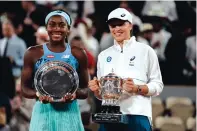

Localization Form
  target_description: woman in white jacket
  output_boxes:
[88,8,164,131]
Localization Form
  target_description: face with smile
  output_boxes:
[46,15,69,44]
[108,19,132,43]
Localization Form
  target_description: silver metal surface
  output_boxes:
[34,61,79,100]
[100,73,123,105]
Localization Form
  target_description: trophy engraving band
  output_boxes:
[92,113,128,124]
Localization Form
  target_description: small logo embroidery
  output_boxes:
[130,56,135,61]
[107,56,112,62]
[61,55,70,59]
[121,13,126,17]
[47,55,54,58]
[129,56,135,66]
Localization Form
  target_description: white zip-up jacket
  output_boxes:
[97,36,164,122]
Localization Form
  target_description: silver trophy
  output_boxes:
[34,61,79,102]
[92,71,128,124]
[100,72,122,106]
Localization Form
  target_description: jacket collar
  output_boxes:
[3,34,17,41]
[113,36,136,52]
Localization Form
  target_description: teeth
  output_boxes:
[52,33,61,35]
[52,34,61,36]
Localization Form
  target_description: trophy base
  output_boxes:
[92,113,128,124]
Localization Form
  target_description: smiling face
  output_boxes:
[46,15,69,44]
[108,19,132,43]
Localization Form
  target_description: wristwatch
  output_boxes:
[137,85,143,94]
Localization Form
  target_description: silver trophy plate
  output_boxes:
[34,61,79,100]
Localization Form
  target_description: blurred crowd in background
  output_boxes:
[0,1,196,131]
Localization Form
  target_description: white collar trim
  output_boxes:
[113,36,136,52]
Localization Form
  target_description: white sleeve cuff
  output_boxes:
[147,83,159,96]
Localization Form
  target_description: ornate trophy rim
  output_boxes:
[34,60,79,98]
[100,73,122,81]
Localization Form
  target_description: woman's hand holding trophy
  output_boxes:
[88,76,139,99]
[122,78,138,94]
[36,92,76,103]
[88,77,102,99]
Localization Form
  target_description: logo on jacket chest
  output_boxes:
[129,56,135,66]
[61,55,70,59]
[106,56,112,62]
[47,55,54,58]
